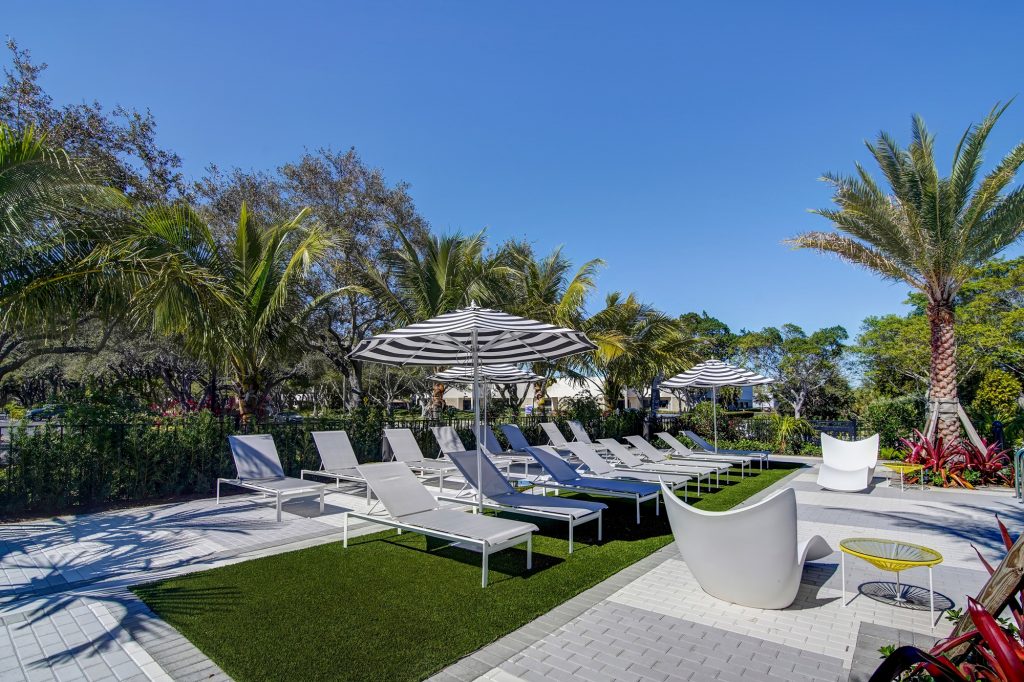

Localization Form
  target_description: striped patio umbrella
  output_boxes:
[430,364,543,437]
[661,360,774,452]
[350,304,596,509]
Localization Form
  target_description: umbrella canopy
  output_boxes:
[661,359,773,389]
[661,360,774,452]
[429,364,542,385]
[350,304,596,510]
[350,305,595,366]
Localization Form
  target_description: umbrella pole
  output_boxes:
[712,386,718,453]
[472,330,483,512]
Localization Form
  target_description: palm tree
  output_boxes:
[789,104,1024,442]
[585,293,694,408]
[105,202,343,419]
[364,226,511,414]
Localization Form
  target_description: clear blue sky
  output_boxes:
[7,1,1024,339]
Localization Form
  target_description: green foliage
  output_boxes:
[771,414,816,455]
[862,396,926,449]
[972,369,1022,423]
[558,393,603,425]
[3,401,25,419]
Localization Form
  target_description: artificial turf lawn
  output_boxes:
[132,462,802,682]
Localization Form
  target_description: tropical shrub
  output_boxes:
[901,431,1012,488]
[862,396,926,449]
[972,369,1023,426]
[559,393,603,428]
[772,414,816,455]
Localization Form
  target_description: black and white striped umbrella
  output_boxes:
[661,360,773,452]
[350,305,596,366]
[661,360,773,389]
[429,364,542,385]
[350,304,594,510]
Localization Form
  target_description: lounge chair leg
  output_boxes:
[526,535,533,570]
[568,522,574,554]
[343,513,349,547]
[598,511,603,541]
[216,480,221,505]
[656,493,660,516]
[319,490,325,515]
[482,550,489,588]
[636,497,641,525]
[276,494,282,522]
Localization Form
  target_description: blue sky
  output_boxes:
[7,1,1024,339]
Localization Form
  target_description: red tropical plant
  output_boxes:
[901,430,970,487]
[964,438,1012,485]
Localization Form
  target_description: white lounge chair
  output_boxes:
[817,433,879,492]
[540,422,572,449]
[300,430,371,502]
[430,425,518,474]
[383,428,460,492]
[625,435,740,478]
[527,446,660,524]
[564,442,692,500]
[597,438,718,491]
[660,482,832,609]
[344,462,537,587]
[442,450,604,553]
[219,434,326,522]
[657,432,753,475]
[683,430,771,468]
[566,420,609,452]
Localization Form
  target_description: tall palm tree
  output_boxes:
[505,244,622,410]
[585,293,694,408]
[789,104,1024,442]
[364,226,511,414]
[103,202,343,419]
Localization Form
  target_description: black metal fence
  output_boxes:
[0,411,857,518]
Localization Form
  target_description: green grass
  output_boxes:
[133,463,801,682]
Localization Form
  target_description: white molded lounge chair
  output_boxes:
[383,428,460,491]
[300,431,371,502]
[219,434,326,522]
[597,438,717,491]
[344,462,537,587]
[442,450,604,553]
[817,433,879,492]
[564,442,692,500]
[625,435,736,479]
[527,446,660,524]
[656,432,753,475]
[683,430,770,467]
[660,482,832,609]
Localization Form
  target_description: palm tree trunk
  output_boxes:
[928,299,959,443]
[431,382,446,416]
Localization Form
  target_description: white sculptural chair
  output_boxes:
[660,483,832,609]
[816,433,879,492]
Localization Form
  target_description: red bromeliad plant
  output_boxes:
[871,518,1024,681]
[964,438,1013,485]
[901,430,970,487]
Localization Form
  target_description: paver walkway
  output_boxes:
[1,462,1020,682]
[436,465,1021,682]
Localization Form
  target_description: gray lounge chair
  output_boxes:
[596,438,720,490]
[540,422,571,448]
[219,434,326,522]
[383,428,460,491]
[683,430,770,468]
[430,425,516,473]
[300,431,371,502]
[658,432,755,474]
[527,446,660,524]
[625,435,746,477]
[343,462,537,587]
[563,442,691,500]
[442,450,604,553]
[566,420,609,452]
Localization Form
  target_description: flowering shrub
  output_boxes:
[900,430,1013,488]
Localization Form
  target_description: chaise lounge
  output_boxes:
[816,433,879,492]
[219,434,326,522]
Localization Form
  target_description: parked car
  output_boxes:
[271,411,304,424]
[26,404,65,421]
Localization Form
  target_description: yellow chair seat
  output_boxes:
[840,538,942,572]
